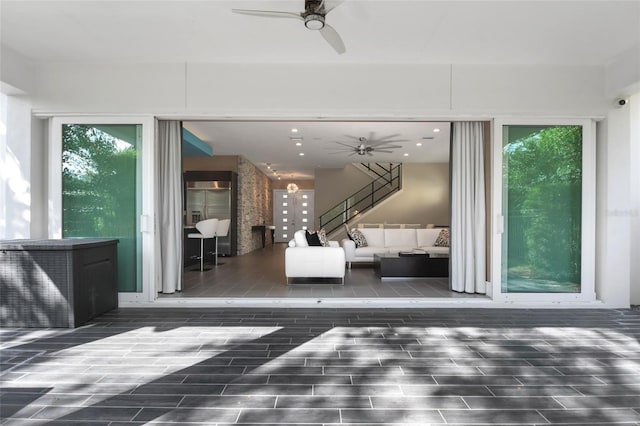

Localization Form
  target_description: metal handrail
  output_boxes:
[358,163,396,183]
[319,163,402,234]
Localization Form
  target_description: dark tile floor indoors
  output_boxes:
[174,243,483,299]
[1,307,639,425]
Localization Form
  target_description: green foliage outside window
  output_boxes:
[504,126,582,292]
[62,124,140,292]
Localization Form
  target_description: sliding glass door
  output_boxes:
[492,119,595,301]
[61,124,142,292]
[50,117,155,302]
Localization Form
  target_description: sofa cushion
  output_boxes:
[294,230,308,247]
[421,246,450,256]
[349,228,368,248]
[416,228,441,247]
[384,229,418,248]
[434,228,450,247]
[359,228,384,247]
[386,246,418,254]
[354,246,389,257]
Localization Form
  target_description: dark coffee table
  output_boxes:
[373,252,449,278]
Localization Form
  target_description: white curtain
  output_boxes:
[451,122,486,294]
[155,120,183,294]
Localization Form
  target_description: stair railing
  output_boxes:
[319,163,402,235]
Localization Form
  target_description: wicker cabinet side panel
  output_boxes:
[0,250,71,327]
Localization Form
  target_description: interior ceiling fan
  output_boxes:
[328,133,409,156]
[232,0,346,54]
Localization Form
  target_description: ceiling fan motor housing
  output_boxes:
[304,0,326,29]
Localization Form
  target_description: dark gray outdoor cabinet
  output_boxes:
[0,238,119,328]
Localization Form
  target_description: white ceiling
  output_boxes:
[184,120,451,179]
[1,1,638,65]
[2,1,638,178]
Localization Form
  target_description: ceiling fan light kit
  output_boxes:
[304,13,325,29]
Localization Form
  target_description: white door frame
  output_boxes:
[490,118,597,303]
[49,116,156,304]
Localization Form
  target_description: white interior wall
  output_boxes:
[595,103,632,308]
[349,163,450,227]
[1,95,33,239]
[630,93,640,305]
[30,117,47,238]
[595,119,608,306]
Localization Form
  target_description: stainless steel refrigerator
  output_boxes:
[184,171,237,259]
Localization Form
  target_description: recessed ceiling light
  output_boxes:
[299,152,305,156]
[291,128,298,133]
[278,176,281,180]
[433,128,441,133]
[403,153,409,157]
[295,142,302,146]
[416,142,423,147]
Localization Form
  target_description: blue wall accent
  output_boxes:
[183,128,213,157]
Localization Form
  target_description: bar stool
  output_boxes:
[214,219,231,265]
[187,218,219,271]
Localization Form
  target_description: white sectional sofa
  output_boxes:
[341,227,449,268]
[285,230,346,284]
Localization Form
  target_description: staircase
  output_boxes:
[319,163,402,235]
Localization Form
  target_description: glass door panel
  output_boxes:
[62,124,142,292]
[501,125,582,293]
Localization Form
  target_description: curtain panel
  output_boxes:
[155,120,183,294]
[451,122,486,294]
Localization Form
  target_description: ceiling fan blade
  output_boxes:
[232,9,303,20]
[374,145,402,150]
[376,133,402,141]
[369,140,408,148]
[323,0,344,14]
[333,141,357,148]
[320,24,346,54]
[367,152,374,156]
[374,150,394,153]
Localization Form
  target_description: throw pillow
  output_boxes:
[434,228,450,247]
[317,228,329,247]
[305,230,323,246]
[349,228,368,248]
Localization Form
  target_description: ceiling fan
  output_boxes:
[328,133,409,156]
[232,0,346,54]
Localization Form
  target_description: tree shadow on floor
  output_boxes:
[0,308,639,424]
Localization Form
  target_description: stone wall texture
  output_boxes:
[237,157,273,255]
